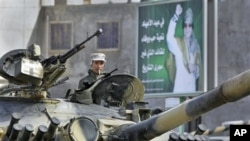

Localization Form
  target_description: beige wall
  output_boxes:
[0,0,140,57]
[0,0,41,57]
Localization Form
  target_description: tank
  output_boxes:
[1,29,250,141]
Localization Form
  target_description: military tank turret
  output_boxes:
[1,29,250,141]
[0,29,148,141]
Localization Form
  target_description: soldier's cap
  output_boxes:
[90,53,106,62]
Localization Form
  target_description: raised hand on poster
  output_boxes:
[175,4,183,17]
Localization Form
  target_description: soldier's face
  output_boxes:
[91,60,105,74]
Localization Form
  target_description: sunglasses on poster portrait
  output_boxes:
[183,23,194,28]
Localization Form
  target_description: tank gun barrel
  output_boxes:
[114,69,250,141]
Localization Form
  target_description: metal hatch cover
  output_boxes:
[92,74,145,107]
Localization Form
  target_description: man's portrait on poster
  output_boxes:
[166,4,202,93]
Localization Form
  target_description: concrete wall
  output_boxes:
[0,0,41,57]
[202,0,250,135]
[39,4,138,97]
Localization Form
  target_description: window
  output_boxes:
[50,22,73,50]
[97,22,119,49]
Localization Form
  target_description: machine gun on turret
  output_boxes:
[40,29,103,90]
[41,29,103,67]
[0,29,103,97]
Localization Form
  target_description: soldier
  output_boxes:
[69,52,107,104]
[78,52,107,90]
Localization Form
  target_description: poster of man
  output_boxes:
[137,0,205,96]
